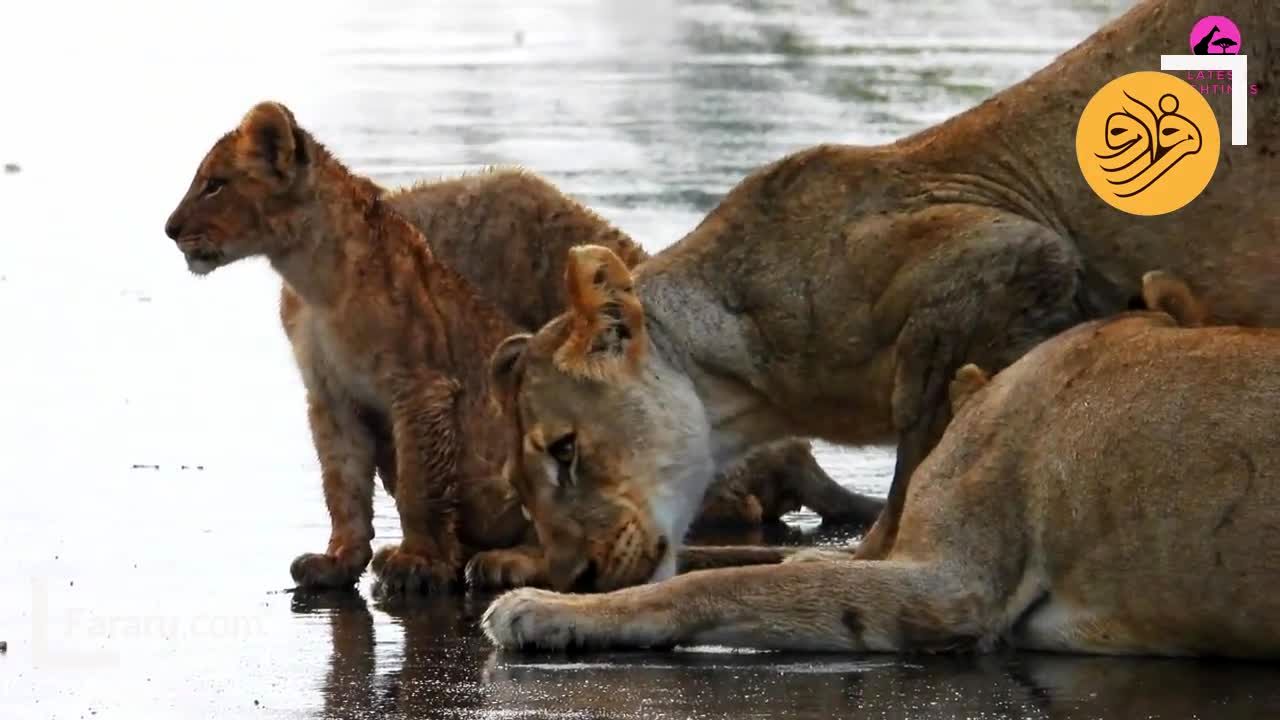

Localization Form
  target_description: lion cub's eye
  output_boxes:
[202,178,227,198]
[547,433,576,466]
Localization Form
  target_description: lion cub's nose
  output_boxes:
[164,215,183,241]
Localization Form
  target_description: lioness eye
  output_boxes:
[547,433,576,465]
[202,178,227,197]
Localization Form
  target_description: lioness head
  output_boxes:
[164,101,314,275]
[491,245,712,592]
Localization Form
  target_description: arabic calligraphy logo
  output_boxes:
[1097,92,1202,198]
[1076,72,1220,215]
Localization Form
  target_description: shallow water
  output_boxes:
[4,0,1276,718]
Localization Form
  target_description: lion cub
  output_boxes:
[164,102,527,595]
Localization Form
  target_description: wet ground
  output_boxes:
[4,0,1278,717]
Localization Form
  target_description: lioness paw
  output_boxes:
[290,552,366,590]
[371,544,458,598]
[482,588,581,650]
[465,550,545,590]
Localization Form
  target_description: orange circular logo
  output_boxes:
[1076,71,1220,215]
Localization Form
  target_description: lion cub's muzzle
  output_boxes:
[168,228,225,275]
[165,212,225,275]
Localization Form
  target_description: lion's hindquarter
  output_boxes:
[940,318,1280,657]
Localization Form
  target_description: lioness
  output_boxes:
[389,169,882,533]
[162,104,874,594]
[487,0,1280,592]
[482,273,1280,658]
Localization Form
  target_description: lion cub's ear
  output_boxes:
[235,101,310,186]
[949,364,990,415]
[1141,270,1206,327]
[556,245,647,379]
[489,333,532,412]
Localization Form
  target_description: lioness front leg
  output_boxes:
[290,392,377,589]
[676,545,799,571]
[483,561,993,652]
[372,372,466,597]
[857,219,1084,559]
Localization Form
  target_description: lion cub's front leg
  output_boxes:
[290,392,377,589]
[466,544,548,589]
[372,372,466,597]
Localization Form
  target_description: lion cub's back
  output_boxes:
[386,168,647,331]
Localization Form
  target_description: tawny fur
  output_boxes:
[165,112,876,593]
[482,275,1280,659]
[385,168,875,531]
[389,169,882,587]
[167,102,528,595]
[489,0,1280,590]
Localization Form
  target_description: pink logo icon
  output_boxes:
[1190,16,1242,55]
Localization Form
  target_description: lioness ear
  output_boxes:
[236,101,310,184]
[489,333,532,412]
[949,363,990,415]
[1141,270,1206,328]
[556,245,647,378]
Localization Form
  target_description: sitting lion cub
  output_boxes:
[164,101,538,595]
[483,271,1280,658]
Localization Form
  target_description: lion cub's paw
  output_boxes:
[783,547,858,565]
[466,549,545,590]
[371,544,458,598]
[290,552,367,590]
[482,588,582,650]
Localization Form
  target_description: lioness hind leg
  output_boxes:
[774,442,884,527]
[1010,596,1172,657]
[291,393,377,590]
[482,560,997,652]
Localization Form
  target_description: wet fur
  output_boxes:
[166,119,873,594]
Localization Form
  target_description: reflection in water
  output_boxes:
[295,590,493,718]
[298,588,1280,720]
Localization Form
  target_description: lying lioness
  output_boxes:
[482,273,1280,658]
[487,0,1280,592]
[162,103,874,594]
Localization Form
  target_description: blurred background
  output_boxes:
[25,2,1278,719]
